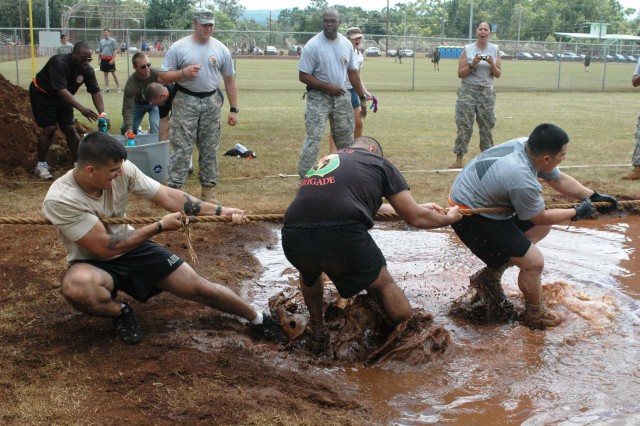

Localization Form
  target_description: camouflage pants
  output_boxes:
[632,113,640,166]
[454,83,496,155]
[169,90,222,188]
[298,89,354,178]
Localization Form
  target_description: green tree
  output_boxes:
[146,0,195,30]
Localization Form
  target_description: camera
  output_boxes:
[479,55,488,61]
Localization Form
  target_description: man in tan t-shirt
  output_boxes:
[43,132,287,345]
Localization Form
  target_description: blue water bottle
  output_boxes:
[126,132,135,147]
[98,113,109,133]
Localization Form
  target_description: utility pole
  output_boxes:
[468,0,474,42]
[386,0,389,55]
[45,0,50,28]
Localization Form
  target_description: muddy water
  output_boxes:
[244,216,640,424]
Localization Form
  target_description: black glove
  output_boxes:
[572,198,596,221]
[589,191,619,214]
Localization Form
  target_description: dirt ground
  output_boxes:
[0,75,387,424]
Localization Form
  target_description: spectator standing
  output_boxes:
[159,8,238,203]
[29,42,104,179]
[98,28,121,93]
[297,7,370,178]
[42,131,288,345]
[328,26,369,152]
[395,48,402,64]
[57,34,74,55]
[432,47,441,71]
[622,57,640,180]
[121,53,160,135]
[282,136,461,350]
[449,22,502,169]
[584,52,591,72]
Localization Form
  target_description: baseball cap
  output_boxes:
[346,27,363,39]
[194,8,215,25]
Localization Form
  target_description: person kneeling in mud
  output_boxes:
[448,123,619,329]
[281,136,462,352]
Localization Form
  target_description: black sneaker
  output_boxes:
[113,302,142,344]
[250,313,288,344]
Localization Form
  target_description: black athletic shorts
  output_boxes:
[452,214,535,269]
[281,222,386,298]
[29,87,74,128]
[70,240,184,302]
[100,58,116,72]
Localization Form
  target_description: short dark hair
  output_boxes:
[353,136,384,157]
[526,123,569,156]
[132,51,146,65]
[78,132,127,167]
[144,82,165,100]
[72,41,91,53]
[60,34,67,39]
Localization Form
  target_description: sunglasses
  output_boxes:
[137,63,152,69]
[80,56,92,63]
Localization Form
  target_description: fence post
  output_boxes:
[14,28,20,86]
[411,36,416,91]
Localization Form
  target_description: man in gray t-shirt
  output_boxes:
[449,123,618,329]
[297,7,370,178]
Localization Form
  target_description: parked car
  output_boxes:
[265,46,277,55]
[515,52,533,60]
[542,52,556,60]
[365,46,380,57]
[289,45,303,56]
[558,52,580,61]
[613,53,626,62]
[499,50,512,60]
[398,49,414,57]
[627,55,637,63]
[386,49,397,57]
[532,52,544,60]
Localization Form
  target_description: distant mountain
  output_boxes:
[242,9,281,24]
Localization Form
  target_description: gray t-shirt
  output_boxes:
[161,35,234,93]
[634,56,640,76]
[298,32,358,87]
[98,37,117,58]
[462,42,499,88]
[449,138,561,220]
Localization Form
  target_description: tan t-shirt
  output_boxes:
[42,161,160,263]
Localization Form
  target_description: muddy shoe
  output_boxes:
[307,331,330,355]
[113,302,142,344]
[251,313,288,344]
[522,303,561,330]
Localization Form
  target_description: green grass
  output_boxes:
[2,55,638,214]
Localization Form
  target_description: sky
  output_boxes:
[238,0,637,12]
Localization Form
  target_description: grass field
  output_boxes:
[2,55,639,215]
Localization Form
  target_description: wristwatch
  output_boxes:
[230,107,239,113]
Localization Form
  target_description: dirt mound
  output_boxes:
[0,73,89,177]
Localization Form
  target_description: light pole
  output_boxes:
[386,0,389,55]
[468,0,474,42]
[440,17,446,43]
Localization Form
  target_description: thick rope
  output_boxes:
[1,200,639,226]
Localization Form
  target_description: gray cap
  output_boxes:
[194,8,215,25]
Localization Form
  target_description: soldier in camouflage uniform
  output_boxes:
[297,8,370,178]
[158,8,239,203]
[622,58,640,180]
[449,22,502,169]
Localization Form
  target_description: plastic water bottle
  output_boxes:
[234,143,248,154]
[97,113,109,133]
[126,132,135,147]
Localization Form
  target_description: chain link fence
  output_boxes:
[1,27,638,92]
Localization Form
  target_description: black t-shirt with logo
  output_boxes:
[31,53,100,97]
[284,148,409,228]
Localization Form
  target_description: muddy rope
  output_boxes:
[0,200,638,226]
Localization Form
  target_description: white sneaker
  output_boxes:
[117,88,122,94]
[34,164,53,180]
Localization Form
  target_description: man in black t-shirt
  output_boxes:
[282,136,462,349]
[145,82,176,142]
[29,42,104,179]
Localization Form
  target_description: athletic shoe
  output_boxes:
[117,88,122,94]
[33,164,53,180]
[522,303,561,330]
[250,313,288,344]
[113,302,142,344]
[103,88,110,93]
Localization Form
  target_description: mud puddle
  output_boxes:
[243,216,640,424]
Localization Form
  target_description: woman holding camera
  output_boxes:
[449,21,502,169]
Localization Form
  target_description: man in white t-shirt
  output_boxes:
[297,8,371,178]
[42,132,287,345]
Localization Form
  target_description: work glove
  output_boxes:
[589,191,619,214]
[572,198,596,221]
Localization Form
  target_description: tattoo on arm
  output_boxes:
[107,229,137,250]
[183,194,202,215]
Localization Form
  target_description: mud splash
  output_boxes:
[245,216,640,423]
